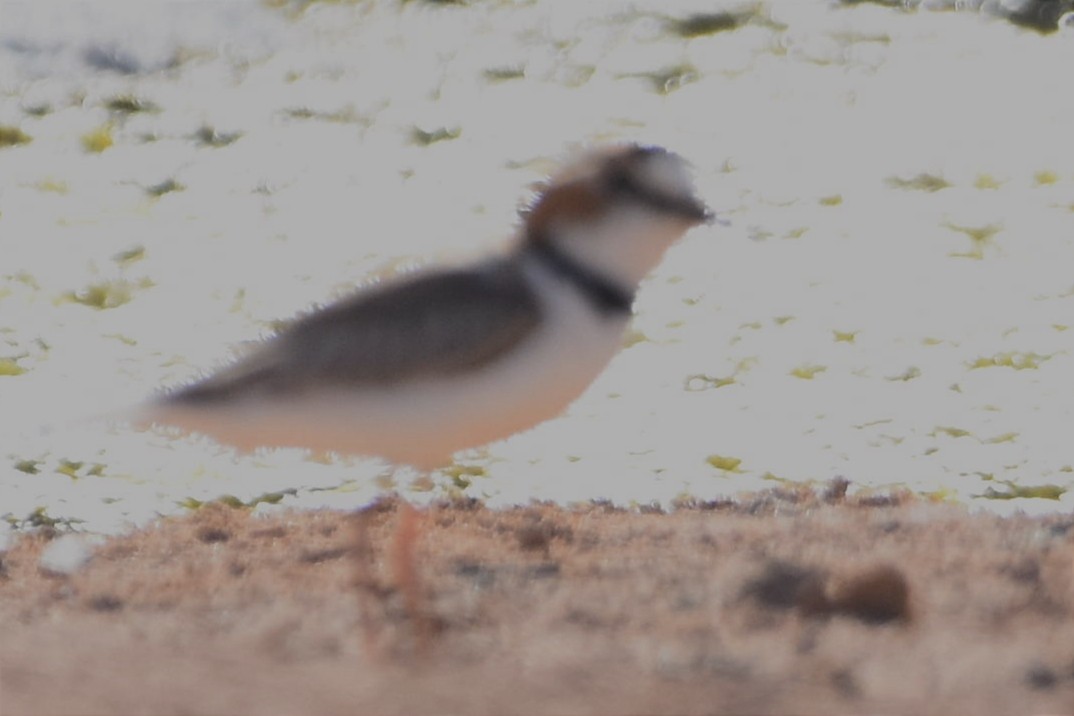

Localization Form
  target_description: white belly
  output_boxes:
[145,264,630,470]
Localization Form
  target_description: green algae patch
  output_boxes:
[707,455,743,472]
[833,330,857,343]
[790,364,826,380]
[922,486,958,503]
[819,194,843,206]
[36,179,69,194]
[409,126,461,146]
[443,463,486,489]
[113,246,145,266]
[14,459,41,474]
[104,333,138,346]
[0,357,25,376]
[885,366,920,382]
[281,105,365,123]
[181,490,297,510]
[82,124,114,153]
[668,11,747,38]
[56,460,82,478]
[146,178,185,197]
[61,281,133,310]
[60,278,152,310]
[886,173,950,192]
[483,66,526,82]
[974,173,1002,189]
[933,426,972,439]
[105,95,159,114]
[0,126,32,147]
[55,460,104,478]
[25,506,71,529]
[1033,170,1059,186]
[969,352,1050,370]
[980,482,1065,501]
[945,221,1003,259]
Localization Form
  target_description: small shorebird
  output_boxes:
[140,144,711,469]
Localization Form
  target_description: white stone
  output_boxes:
[38,534,103,576]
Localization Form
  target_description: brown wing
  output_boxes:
[160,259,541,405]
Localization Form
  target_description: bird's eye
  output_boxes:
[605,166,644,200]
[603,156,709,223]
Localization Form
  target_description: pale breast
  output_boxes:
[144,257,631,470]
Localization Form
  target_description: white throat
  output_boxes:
[536,208,693,291]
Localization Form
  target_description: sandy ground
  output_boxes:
[2,487,1073,715]
[4,1,1074,532]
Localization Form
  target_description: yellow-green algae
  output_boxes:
[945,221,1002,259]
[980,480,1065,501]
[974,173,1002,190]
[61,281,133,310]
[0,358,25,376]
[969,351,1050,370]
[146,178,185,197]
[885,366,920,382]
[933,426,971,439]
[113,246,145,266]
[707,455,743,472]
[105,95,159,114]
[667,11,748,38]
[81,124,114,153]
[0,126,32,147]
[35,179,68,194]
[1033,170,1059,186]
[790,364,826,379]
[180,489,297,510]
[409,126,461,146]
[886,173,950,192]
[14,459,41,474]
[55,460,105,478]
[442,463,486,489]
[483,66,526,82]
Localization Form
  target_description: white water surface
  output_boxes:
[1,0,1073,533]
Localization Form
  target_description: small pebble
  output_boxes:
[742,560,829,614]
[38,534,102,576]
[1025,664,1058,690]
[830,564,912,624]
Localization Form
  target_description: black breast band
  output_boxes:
[526,238,634,316]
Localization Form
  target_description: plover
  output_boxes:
[141,144,711,470]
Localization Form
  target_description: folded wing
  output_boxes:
[158,260,542,406]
